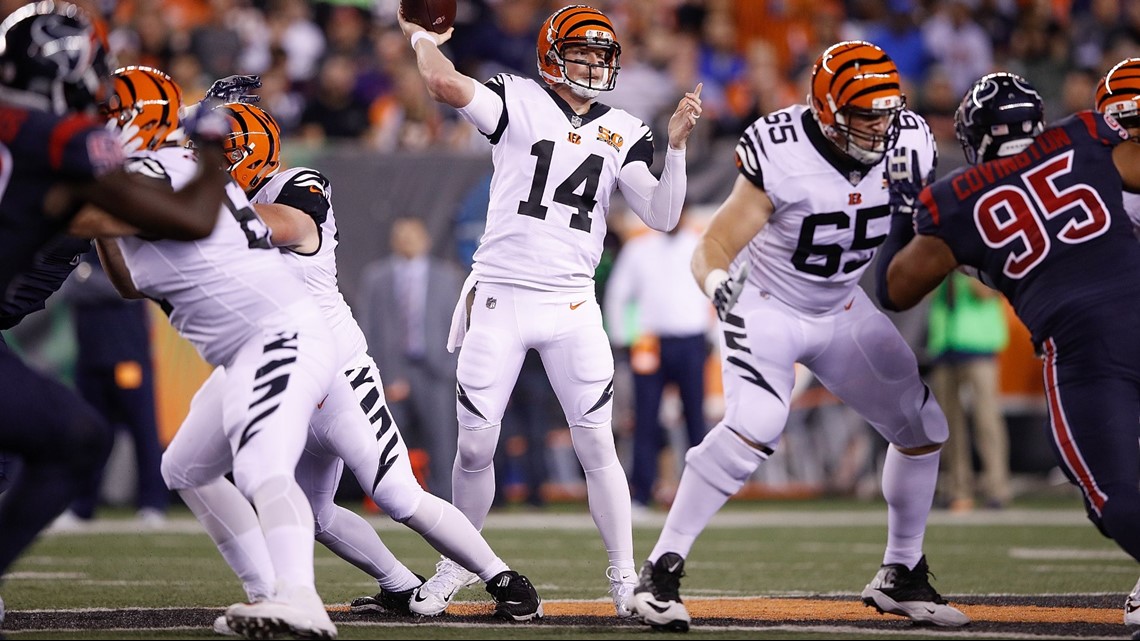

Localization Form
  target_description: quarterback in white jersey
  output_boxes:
[630,42,967,632]
[163,101,542,626]
[399,4,702,617]
[97,66,338,640]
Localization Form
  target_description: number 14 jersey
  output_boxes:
[470,74,654,292]
[735,104,936,314]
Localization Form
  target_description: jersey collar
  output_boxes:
[802,110,876,185]
[545,86,611,129]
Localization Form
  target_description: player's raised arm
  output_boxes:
[617,84,702,232]
[398,11,473,109]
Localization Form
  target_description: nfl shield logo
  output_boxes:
[486,297,497,309]
[570,115,582,128]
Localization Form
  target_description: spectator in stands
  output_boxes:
[299,53,372,142]
[923,0,994,96]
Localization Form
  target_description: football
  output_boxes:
[399,0,456,34]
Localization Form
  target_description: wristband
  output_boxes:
[410,31,437,50]
[704,268,729,300]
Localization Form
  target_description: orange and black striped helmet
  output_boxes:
[809,41,905,165]
[1096,58,1140,130]
[103,66,183,151]
[537,5,621,97]
[214,102,281,193]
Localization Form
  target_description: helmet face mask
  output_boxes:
[537,5,621,99]
[809,41,905,166]
[0,1,114,115]
[215,102,282,193]
[954,72,1045,166]
[103,66,183,151]
[1096,58,1140,133]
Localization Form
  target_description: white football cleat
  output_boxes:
[606,566,637,618]
[1126,576,1140,626]
[409,556,478,616]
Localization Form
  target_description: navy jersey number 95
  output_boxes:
[914,111,1140,346]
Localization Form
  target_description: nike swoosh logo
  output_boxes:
[646,602,671,613]
[570,300,586,310]
[667,561,681,573]
[413,593,428,603]
[316,394,328,409]
[844,297,855,311]
[924,607,937,614]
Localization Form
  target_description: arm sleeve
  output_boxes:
[457,76,507,142]
[617,147,686,232]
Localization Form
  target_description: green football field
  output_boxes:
[1,496,1135,639]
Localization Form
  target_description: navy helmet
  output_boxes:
[954,72,1045,165]
[0,1,113,115]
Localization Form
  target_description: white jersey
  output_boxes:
[469,73,655,292]
[1123,191,1140,234]
[734,104,937,314]
[116,146,312,367]
[250,167,368,365]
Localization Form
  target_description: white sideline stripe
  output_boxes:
[1010,548,1132,560]
[37,509,1092,535]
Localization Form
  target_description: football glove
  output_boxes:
[887,147,923,217]
[205,74,262,104]
[182,97,230,147]
[705,262,750,322]
[104,118,144,156]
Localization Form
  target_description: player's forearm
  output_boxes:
[620,149,686,232]
[94,238,144,299]
[412,38,474,108]
[691,237,733,296]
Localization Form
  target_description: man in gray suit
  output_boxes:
[358,218,465,501]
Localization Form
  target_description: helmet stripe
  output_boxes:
[139,70,173,129]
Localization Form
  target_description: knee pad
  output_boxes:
[312,499,338,538]
[372,457,425,522]
[569,423,619,473]
[881,384,949,450]
[455,423,500,473]
[684,424,769,495]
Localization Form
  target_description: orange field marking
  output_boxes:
[328,597,1118,624]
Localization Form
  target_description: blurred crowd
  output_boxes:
[7,0,1134,155]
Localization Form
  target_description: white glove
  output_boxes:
[105,118,144,156]
[704,262,750,321]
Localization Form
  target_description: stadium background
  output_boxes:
[3,0,1118,502]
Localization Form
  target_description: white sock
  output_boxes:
[570,425,634,575]
[315,504,419,591]
[404,493,508,581]
[451,425,500,531]
[179,479,274,601]
[648,464,731,563]
[251,476,316,591]
[881,446,939,568]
